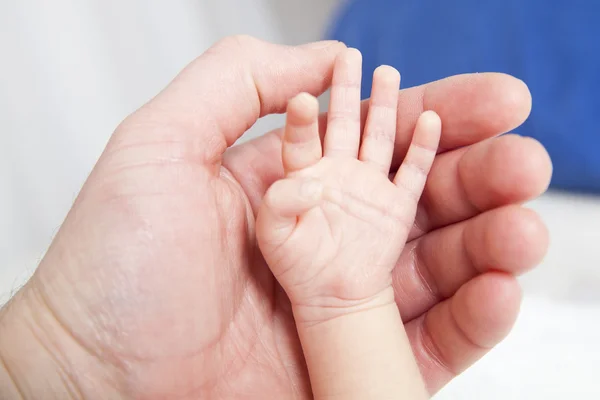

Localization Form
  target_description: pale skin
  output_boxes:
[258,49,439,399]
[0,37,552,399]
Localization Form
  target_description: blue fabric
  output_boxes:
[327,0,600,193]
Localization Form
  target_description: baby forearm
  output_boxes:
[295,289,429,400]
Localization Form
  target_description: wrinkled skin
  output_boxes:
[0,36,551,399]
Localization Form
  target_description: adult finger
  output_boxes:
[410,134,552,239]
[405,273,522,396]
[110,35,345,169]
[393,205,548,322]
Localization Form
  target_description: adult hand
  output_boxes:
[0,36,551,399]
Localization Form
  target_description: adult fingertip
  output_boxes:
[478,73,532,132]
[422,72,533,145]
[491,134,553,198]
[452,273,522,348]
[502,74,532,127]
[484,206,550,273]
[520,136,553,192]
[460,134,553,210]
[406,273,522,395]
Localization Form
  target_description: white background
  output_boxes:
[1,1,599,398]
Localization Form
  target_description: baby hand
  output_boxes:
[256,49,441,325]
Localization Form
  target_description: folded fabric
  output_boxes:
[327,0,600,193]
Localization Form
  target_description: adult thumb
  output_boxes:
[117,35,345,164]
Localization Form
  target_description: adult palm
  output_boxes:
[2,37,551,399]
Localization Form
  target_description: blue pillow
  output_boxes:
[327,0,600,193]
